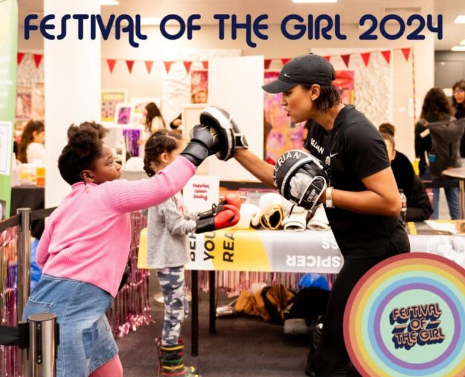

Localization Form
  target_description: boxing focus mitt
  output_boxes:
[199,106,248,161]
[274,150,327,212]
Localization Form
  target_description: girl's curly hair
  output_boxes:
[58,122,108,185]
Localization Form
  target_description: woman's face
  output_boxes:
[33,130,45,144]
[88,144,122,184]
[453,87,465,105]
[280,85,313,124]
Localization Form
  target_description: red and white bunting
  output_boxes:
[381,50,391,65]
[183,61,192,73]
[164,61,174,74]
[401,48,411,62]
[33,54,43,68]
[264,59,272,69]
[144,60,154,74]
[126,60,135,74]
[341,54,351,68]
[107,59,116,73]
[17,52,25,66]
[361,52,371,67]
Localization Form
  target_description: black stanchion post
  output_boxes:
[191,270,199,356]
[209,271,216,334]
[17,207,31,377]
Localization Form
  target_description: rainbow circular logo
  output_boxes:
[344,253,465,377]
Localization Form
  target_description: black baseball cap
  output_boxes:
[262,54,336,94]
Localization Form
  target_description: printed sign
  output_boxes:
[185,229,343,273]
[182,175,219,213]
[344,253,465,377]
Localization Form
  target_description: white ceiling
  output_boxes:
[17,0,465,51]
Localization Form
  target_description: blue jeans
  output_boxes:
[423,167,460,219]
[23,274,118,377]
[432,187,460,219]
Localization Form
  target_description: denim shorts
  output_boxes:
[22,274,118,377]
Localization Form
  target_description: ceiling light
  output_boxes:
[99,0,119,5]
[454,15,465,24]
[292,0,337,3]
[451,46,465,52]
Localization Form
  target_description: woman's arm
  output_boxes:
[234,149,275,187]
[328,167,401,217]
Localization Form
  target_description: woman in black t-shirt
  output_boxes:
[233,54,410,377]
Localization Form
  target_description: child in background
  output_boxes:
[22,121,220,377]
[17,119,45,164]
[143,130,199,377]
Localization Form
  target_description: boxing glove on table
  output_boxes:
[195,193,242,233]
[282,205,308,232]
[257,193,286,230]
[195,204,241,233]
[232,204,261,230]
[197,193,242,220]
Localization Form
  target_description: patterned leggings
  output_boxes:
[157,266,189,346]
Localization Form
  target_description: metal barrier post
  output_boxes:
[28,313,58,377]
[17,208,31,322]
[17,208,31,377]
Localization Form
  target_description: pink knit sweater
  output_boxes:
[37,156,196,297]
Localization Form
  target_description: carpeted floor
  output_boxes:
[117,274,311,377]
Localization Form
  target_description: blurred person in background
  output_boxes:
[17,119,45,164]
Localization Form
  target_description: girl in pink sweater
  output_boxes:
[22,121,217,377]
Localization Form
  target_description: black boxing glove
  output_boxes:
[274,149,328,212]
[180,124,221,167]
[199,106,248,161]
